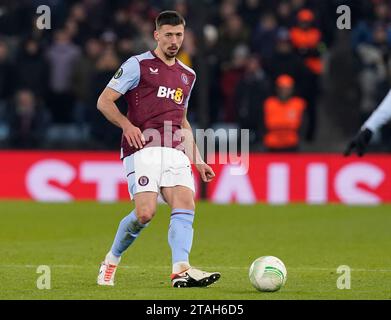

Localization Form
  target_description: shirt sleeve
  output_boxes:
[107,57,140,94]
[363,89,391,132]
[184,75,196,109]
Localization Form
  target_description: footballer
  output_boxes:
[96,10,220,288]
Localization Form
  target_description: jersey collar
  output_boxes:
[150,50,178,68]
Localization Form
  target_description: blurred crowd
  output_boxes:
[0,0,390,151]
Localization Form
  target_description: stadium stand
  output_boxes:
[0,0,390,152]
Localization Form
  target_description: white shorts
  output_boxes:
[123,147,195,199]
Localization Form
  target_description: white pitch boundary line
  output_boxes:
[1,265,391,272]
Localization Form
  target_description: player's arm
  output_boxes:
[181,109,215,182]
[97,88,145,149]
[344,89,391,156]
[363,89,391,132]
[97,57,145,149]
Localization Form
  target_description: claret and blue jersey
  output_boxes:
[107,50,196,159]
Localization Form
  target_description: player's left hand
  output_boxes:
[196,163,215,182]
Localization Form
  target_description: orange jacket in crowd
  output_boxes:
[290,26,321,50]
[263,96,307,150]
[290,27,323,74]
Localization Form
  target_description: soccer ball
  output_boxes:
[249,256,287,292]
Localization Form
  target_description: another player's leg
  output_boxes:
[97,192,157,286]
[162,186,220,288]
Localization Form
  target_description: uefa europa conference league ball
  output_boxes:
[249,256,287,292]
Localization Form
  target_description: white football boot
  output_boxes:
[171,267,221,288]
[97,253,121,286]
[97,262,118,286]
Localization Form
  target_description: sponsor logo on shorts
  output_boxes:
[138,176,149,186]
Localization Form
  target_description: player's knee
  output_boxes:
[173,198,195,212]
[136,206,156,224]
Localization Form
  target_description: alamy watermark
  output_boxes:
[336,5,351,30]
[336,265,351,289]
[134,121,250,176]
[36,265,51,289]
[36,5,51,30]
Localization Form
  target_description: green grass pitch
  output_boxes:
[0,201,390,300]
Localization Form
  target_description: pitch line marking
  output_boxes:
[1,265,391,272]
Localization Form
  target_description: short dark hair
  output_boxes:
[155,10,186,29]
